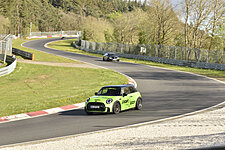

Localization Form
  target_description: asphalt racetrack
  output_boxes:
[0,38,224,146]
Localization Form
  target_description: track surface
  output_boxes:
[0,38,224,146]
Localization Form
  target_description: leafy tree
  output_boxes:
[0,15,10,34]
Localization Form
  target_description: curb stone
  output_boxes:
[0,103,85,124]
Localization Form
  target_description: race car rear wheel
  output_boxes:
[113,102,121,114]
[135,98,142,110]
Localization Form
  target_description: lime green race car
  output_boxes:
[85,85,142,114]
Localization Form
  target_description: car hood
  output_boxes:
[89,96,120,102]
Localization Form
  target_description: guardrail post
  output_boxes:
[216,50,219,64]
[167,46,170,59]
[182,47,184,60]
[175,46,177,60]
[3,41,7,64]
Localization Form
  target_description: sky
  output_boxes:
[139,0,183,7]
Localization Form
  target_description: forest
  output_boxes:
[0,0,224,51]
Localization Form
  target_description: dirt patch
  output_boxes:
[17,59,100,69]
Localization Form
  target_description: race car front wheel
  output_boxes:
[85,111,93,115]
[135,98,142,110]
[85,108,93,115]
[113,102,121,114]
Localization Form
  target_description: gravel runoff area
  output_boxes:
[1,103,225,150]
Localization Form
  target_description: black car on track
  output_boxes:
[103,52,120,62]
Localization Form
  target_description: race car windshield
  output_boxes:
[98,87,121,96]
[108,54,115,57]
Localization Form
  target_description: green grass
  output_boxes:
[47,39,103,58]
[47,39,225,82]
[0,60,7,68]
[0,38,128,117]
[13,38,79,63]
[0,65,5,69]
[0,62,128,117]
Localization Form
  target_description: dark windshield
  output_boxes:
[98,87,121,96]
[108,54,115,57]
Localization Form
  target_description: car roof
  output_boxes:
[105,52,116,54]
[102,85,134,88]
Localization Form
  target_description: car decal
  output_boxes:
[122,100,129,104]
[130,101,135,105]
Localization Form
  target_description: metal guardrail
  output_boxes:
[30,31,81,36]
[0,34,16,77]
[27,31,81,39]
[79,40,225,64]
[74,40,225,71]
[12,48,34,60]
[0,54,17,77]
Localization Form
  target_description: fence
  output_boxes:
[75,40,225,71]
[0,34,16,77]
[0,35,13,63]
[0,34,6,40]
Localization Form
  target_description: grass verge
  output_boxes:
[47,39,225,82]
[13,38,79,63]
[0,62,128,117]
[0,61,6,68]
[0,38,128,117]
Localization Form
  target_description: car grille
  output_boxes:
[87,102,106,111]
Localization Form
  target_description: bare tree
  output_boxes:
[183,0,195,49]
[207,0,225,50]
[190,0,212,49]
[148,0,179,46]
[112,9,147,44]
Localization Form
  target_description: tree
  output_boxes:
[0,15,9,34]
[182,0,195,48]
[214,17,225,50]
[147,0,179,45]
[189,0,212,49]
[81,16,113,42]
[111,9,147,44]
[206,0,225,50]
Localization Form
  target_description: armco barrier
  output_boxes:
[0,54,17,77]
[12,48,34,60]
[73,41,225,71]
[27,31,81,39]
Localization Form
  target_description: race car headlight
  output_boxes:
[86,98,90,103]
[106,98,113,104]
